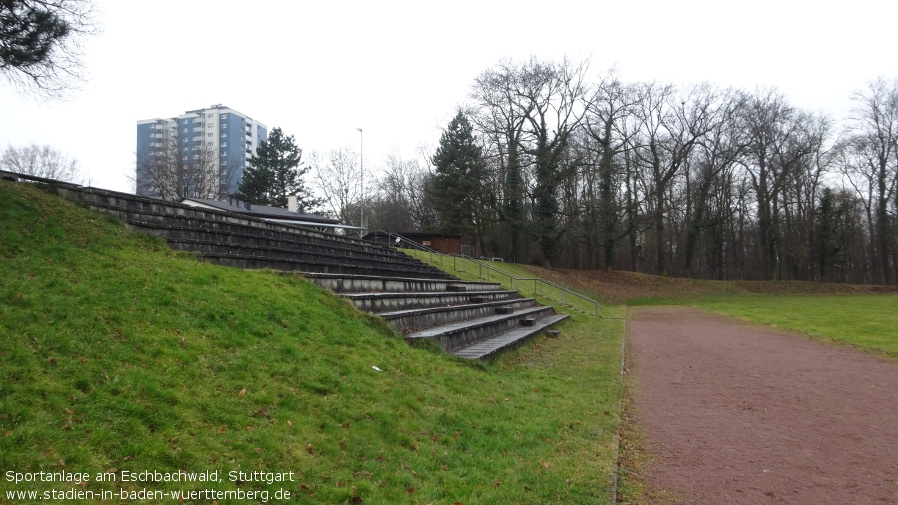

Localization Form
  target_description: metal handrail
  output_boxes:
[456,254,600,317]
[366,230,599,317]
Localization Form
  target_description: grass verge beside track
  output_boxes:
[404,248,627,502]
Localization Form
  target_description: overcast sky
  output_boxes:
[1,0,895,193]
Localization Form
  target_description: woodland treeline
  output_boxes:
[332,58,897,285]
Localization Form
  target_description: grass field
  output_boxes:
[0,181,624,504]
[691,295,898,358]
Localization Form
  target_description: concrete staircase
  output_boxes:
[52,185,568,359]
[303,273,568,360]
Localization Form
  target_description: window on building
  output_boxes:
[207,123,213,128]
[221,124,227,129]
[182,128,187,133]
[207,150,213,155]
[207,133,213,137]
[221,142,227,147]
[221,114,228,119]
[221,133,227,138]
[207,142,214,146]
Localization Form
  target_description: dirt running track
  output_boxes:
[627,307,898,504]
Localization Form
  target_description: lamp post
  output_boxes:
[356,127,364,236]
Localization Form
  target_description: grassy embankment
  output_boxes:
[0,181,623,504]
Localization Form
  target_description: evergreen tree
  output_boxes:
[235,127,319,209]
[0,0,97,99]
[428,111,488,241]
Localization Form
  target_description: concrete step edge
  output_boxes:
[451,314,570,360]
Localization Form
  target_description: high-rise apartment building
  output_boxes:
[136,104,267,199]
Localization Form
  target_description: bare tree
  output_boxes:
[470,57,592,266]
[369,150,435,232]
[839,77,898,284]
[627,82,722,275]
[0,0,99,99]
[134,132,238,201]
[581,71,641,270]
[469,62,532,261]
[1,143,82,182]
[739,89,827,279]
[309,146,364,225]
[680,87,749,276]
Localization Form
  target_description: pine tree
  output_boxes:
[428,111,488,239]
[235,127,319,209]
[0,0,97,99]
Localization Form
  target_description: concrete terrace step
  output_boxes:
[381,298,539,334]
[144,225,416,261]
[403,305,556,352]
[98,209,409,261]
[343,290,520,312]
[301,273,499,293]
[57,186,411,259]
[129,219,411,261]
[198,252,451,278]
[451,314,569,360]
[52,188,445,279]
[167,239,446,277]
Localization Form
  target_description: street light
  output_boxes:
[356,127,364,236]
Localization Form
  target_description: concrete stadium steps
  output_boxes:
[54,186,399,256]
[140,223,420,263]
[404,305,563,352]
[380,298,540,334]
[82,205,420,266]
[166,240,447,278]
[304,272,568,359]
[342,290,520,312]
[54,186,448,279]
[301,273,497,293]
[198,253,449,278]
[451,314,569,360]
